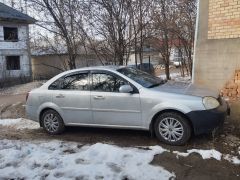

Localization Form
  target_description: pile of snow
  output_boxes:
[173,149,240,165]
[0,81,45,95]
[0,139,175,180]
[0,118,39,130]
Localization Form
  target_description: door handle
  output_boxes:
[56,94,65,98]
[94,95,105,100]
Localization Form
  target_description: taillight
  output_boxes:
[26,92,30,102]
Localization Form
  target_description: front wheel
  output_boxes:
[41,109,65,135]
[154,112,191,145]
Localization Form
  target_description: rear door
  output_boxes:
[49,71,92,125]
[90,70,142,127]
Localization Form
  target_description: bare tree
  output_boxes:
[27,0,196,75]
[173,0,197,77]
[28,0,86,69]
[85,0,133,65]
[152,0,177,80]
[128,0,153,68]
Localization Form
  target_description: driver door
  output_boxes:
[90,70,142,127]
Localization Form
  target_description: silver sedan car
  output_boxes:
[26,66,230,145]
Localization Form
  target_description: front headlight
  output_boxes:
[202,96,220,110]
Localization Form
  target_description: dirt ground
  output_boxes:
[0,80,240,180]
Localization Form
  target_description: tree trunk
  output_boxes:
[164,56,170,80]
[68,54,76,70]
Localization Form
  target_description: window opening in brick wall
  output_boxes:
[4,27,18,41]
[6,56,20,70]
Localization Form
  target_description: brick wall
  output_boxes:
[193,0,240,91]
[0,24,31,79]
[208,0,240,39]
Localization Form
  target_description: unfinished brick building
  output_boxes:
[193,0,240,99]
[0,2,35,84]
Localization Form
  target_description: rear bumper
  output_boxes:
[186,99,230,135]
[25,105,39,122]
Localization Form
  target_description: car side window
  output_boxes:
[92,73,127,92]
[49,73,89,90]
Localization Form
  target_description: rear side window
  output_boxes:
[49,73,89,91]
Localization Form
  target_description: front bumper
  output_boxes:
[186,98,230,135]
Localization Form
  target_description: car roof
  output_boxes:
[40,65,142,90]
[53,65,127,79]
[65,65,123,73]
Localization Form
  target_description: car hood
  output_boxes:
[151,81,219,98]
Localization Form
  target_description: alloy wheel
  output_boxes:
[158,117,184,142]
[43,113,60,133]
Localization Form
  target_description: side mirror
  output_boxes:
[119,85,133,93]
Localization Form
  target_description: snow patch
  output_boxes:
[159,73,191,83]
[223,154,240,165]
[173,149,222,160]
[0,139,175,180]
[0,119,21,126]
[173,149,240,165]
[159,73,179,79]
[188,149,222,160]
[0,118,39,130]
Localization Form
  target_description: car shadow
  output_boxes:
[47,126,215,150]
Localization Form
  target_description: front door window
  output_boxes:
[91,73,127,92]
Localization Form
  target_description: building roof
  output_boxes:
[31,44,97,56]
[0,2,36,24]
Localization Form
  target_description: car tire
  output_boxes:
[154,112,191,146]
[41,109,65,135]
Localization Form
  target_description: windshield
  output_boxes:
[117,67,165,88]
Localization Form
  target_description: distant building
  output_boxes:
[31,45,110,79]
[193,0,240,90]
[0,2,35,82]
[31,53,103,80]
[128,46,163,66]
[128,38,187,66]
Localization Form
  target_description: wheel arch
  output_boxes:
[39,107,62,127]
[149,109,194,136]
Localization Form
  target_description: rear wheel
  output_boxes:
[41,109,65,135]
[154,112,191,145]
